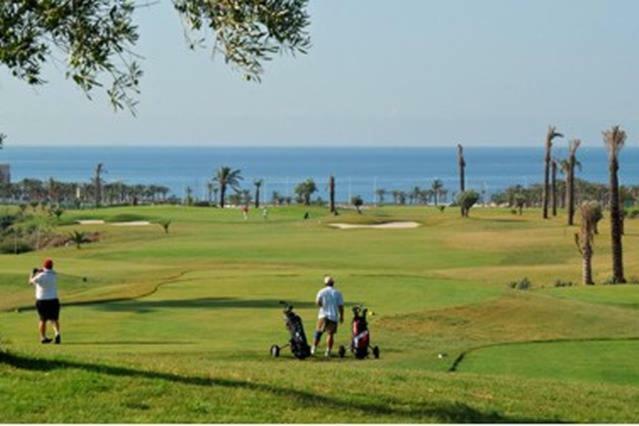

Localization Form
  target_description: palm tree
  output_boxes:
[253,179,263,208]
[603,125,626,283]
[457,144,466,193]
[575,201,601,285]
[351,195,363,214]
[551,160,558,216]
[213,167,243,208]
[542,126,563,219]
[294,179,317,206]
[514,193,526,215]
[158,219,172,234]
[431,179,444,206]
[375,188,386,205]
[329,176,336,214]
[68,230,89,249]
[566,139,581,226]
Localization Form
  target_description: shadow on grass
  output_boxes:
[63,341,195,346]
[90,298,317,313]
[0,351,553,422]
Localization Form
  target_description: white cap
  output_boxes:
[324,275,334,286]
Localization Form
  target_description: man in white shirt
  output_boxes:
[311,275,344,357]
[29,258,61,344]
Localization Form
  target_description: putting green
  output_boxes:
[455,339,639,386]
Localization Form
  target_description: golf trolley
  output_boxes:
[270,301,311,360]
[338,304,380,360]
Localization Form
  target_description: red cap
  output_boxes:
[43,258,54,270]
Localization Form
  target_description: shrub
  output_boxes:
[438,206,446,213]
[628,210,639,219]
[158,219,172,234]
[0,239,33,254]
[553,279,574,287]
[508,277,532,290]
[457,190,480,217]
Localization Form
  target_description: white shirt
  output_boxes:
[33,269,58,300]
[316,286,344,321]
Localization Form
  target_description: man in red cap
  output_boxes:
[29,258,61,344]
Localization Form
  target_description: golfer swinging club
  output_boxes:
[311,275,344,357]
[29,258,61,344]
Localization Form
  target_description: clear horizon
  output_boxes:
[1,0,638,147]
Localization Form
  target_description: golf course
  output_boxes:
[0,204,638,422]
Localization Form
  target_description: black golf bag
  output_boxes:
[270,302,311,360]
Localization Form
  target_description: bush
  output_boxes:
[508,277,532,290]
[457,190,480,217]
[0,239,33,254]
[628,210,639,219]
[438,206,445,213]
[193,201,214,207]
[553,279,574,288]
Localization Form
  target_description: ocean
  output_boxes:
[1,146,637,202]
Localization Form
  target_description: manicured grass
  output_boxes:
[457,339,639,386]
[1,204,638,422]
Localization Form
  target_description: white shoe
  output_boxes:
[310,346,316,355]
[324,349,331,358]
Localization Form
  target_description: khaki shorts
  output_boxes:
[317,317,338,334]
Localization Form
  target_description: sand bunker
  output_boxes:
[77,220,151,226]
[329,221,420,230]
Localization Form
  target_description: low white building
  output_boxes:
[0,164,10,184]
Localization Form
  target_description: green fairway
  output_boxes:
[1,205,638,422]
[456,339,639,386]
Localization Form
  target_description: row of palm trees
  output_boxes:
[537,125,630,284]
[209,166,454,210]
[0,178,171,207]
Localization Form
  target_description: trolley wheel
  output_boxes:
[270,344,281,358]
[372,346,380,359]
[338,345,346,358]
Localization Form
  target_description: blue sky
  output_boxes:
[1,0,638,146]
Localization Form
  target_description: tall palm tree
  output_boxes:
[603,125,626,283]
[253,179,263,208]
[329,175,336,214]
[457,144,465,193]
[431,179,444,206]
[213,167,243,208]
[551,160,558,216]
[566,139,581,225]
[575,201,601,285]
[375,188,386,205]
[542,126,563,219]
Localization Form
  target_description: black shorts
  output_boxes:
[36,299,60,321]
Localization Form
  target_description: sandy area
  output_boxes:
[329,221,420,230]
[76,220,105,225]
[111,221,151,227]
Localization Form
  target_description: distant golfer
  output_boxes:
[29,258,61,344]
[311,275,344,357]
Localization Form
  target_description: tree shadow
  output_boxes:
[63,341,195,346]
[89,298,317,313]
[0,351,560,423]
